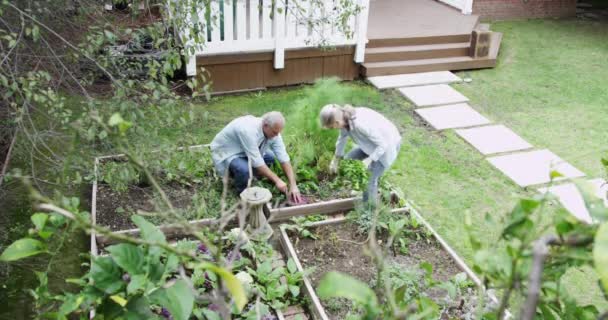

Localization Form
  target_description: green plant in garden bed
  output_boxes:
[99,161,143,193]
[1,203,308,319]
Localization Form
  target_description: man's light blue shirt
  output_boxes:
[210,115,290,176]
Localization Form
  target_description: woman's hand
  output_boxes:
[329,156,340,174]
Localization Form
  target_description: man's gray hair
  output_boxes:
[262,111,285,127]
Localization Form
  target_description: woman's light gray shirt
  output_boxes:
[335,107,401,168]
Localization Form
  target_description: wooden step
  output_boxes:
[363,32,503,77]
[363,56,495,77]
[367,34,471,48]
[365,42,470,63]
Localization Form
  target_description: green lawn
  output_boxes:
[454,19,608,176]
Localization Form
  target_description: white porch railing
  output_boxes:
[184,0,370,76]
[438,0,473,15]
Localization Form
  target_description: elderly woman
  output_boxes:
[320,104,401,203]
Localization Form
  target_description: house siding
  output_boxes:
[196,46,359,93]
[473,0,576,20]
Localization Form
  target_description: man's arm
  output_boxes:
[254,164,287,193]
[269,135,301,202]
[280,161,301,202]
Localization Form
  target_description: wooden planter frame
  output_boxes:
[277,203,509,320]
[90,145,509,319]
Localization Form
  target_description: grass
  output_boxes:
[453,19,608,176]
[451,18,608,311]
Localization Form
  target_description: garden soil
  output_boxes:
[294,222,476,319]
[96,182,199,231]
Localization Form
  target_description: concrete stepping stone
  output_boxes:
[399,84,469,107]
[367,71,461,89]
[455,124,533,155]
[414,103,491,130]
[487,149,586,187]
[538,178,607,224]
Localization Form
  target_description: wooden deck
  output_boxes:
[363,0,502,76]
[368,0,479,41]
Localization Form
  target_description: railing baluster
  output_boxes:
[236,0,247,40]
[224,0,234,41]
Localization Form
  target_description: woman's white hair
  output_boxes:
[319,104,356,129]
[262,111,285,127]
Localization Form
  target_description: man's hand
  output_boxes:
[289,185,302,204]
[329,156,340,175]
[275,179,288,193]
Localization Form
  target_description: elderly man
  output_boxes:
[210,111,302,202]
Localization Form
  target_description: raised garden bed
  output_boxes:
[92,219,316,319]
[89,144,503,319]
[90,142,381,247]
[278,204,504,319]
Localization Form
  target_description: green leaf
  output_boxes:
[31,25,40,41]
[31,213,48,230]
[502,218,534,240]
[131,215,166,243]
[108,113,124,126]
[98,295,124,319]
[539,302,559,320]
[199,262,247,312]
[593,222,608,293]
[150,280,194,320]
[124,296,156,319]
[110,295,128,307]
[58,293,84,316]
[0,238,47,261]
[419,261,433,276]
[201,309,221,320]
[107,113,133,135]
[317,272,378,308]
[90,256,124,294]
[289,285,300,297]
[575,181,608,222]
[287,259,297,274]
[107,243,145,275]
[127,275,147,295]
[550,170,564,180]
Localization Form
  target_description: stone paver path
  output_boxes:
[368,71,598,222]
[415,104,491,130]
[368,71,461,89]
[538,179,607,224]
[455,124,533,155]
[487,149,586,187]
[399,84,469,107]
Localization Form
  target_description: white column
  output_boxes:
[354,0,370,63]
[273,0,285,69]
[463,0,473,14]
